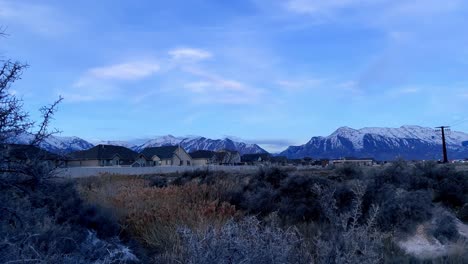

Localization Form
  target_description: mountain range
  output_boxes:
[8,126,468,160]
[9,134,267,155]
[280,125,468,160]
[8,133,94,155]
[130,135,267,155]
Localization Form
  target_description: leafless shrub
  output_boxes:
[430,209,459,244]
[173,216,311,264]
[312,181,387,264]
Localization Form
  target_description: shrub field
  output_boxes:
[2,161,467,263]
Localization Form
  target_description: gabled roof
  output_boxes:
[1,144,60,160]
[217,149,240,155]
[339,157,375,161]
[141,146,179,159]
[241,153,271,162]
[68,144,138,161]
[213,151,228,162]
[270,156,288,162]
[190,150,215,159]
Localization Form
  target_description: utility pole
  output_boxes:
[435,126,450,163]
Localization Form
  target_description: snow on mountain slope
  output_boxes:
[328,125,468,150]
[280,126,468,160]
[135,135,267,155]
[8,133,94,154]
[93,140,136,149]
[9,133,267,155]
[136,135,184,149]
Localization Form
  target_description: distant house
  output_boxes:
[331,157,375,167]
[132,154,150,167]
[190,150,216,166]
[270,156,288,166]
[241,153,271,165]
[67,144,141,167]
[1,144,63,169]
[318,159,330,167]
[213,150,241,165]
[141,146,192,166]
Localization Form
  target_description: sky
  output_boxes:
[0,0,467,152]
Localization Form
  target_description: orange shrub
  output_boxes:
[77,176,240,251]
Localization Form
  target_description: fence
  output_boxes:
[456,164,468,172]
[56,165,263,178]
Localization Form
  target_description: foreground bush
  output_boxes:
[430,209,459,244]
[0,182,136,263]
[173,216,311,264]
[376,189,433,233]
[313,182,387,264]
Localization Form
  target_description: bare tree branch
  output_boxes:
[31,96,63,146]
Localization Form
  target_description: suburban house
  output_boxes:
[212,150,241,165]
[141,145,192,166]
[189,149,241,166]
[190,150,216,166]
[270,156,288,166]
[241,153,271,165]
[67,144,141,167]
[330,157,375,167]
[1,144,63,169]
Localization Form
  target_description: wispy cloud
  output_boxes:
[284,0,369,15]
[87,61,160,80]
[167,47,266,104]
[64,60,160,102]
[338,81,364,95]
[65,47,265,105]
[61,81,120,103]
[279,0,465,31]
[169,48,212,61]
[387,86,421,97]
[182,67,265,105]
[277,79,323,91]
[0,0,74,36]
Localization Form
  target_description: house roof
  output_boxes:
[217,149,240,155]
[241,153,271,162]
[141,146,179,159]
[68,144,138,161]
[213,152,228,162]
[338,157,375,161]
[1,144,60,160]
[270,156,288,162]
[190,150,215,159]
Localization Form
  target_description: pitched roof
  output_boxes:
[141,146,178,159]
[270,156,288,162]
[213,151,228,162]
[68,144,138,160]
[190,150,215,159]
[217,149,240,155]
[241,153,271,162]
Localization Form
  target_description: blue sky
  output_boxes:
[1,0,467,152]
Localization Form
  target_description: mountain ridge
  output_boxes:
[280,125,468,160]
[9,134,267,155]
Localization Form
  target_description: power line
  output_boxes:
[449,117,468,127]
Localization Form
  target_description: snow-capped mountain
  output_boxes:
[280,125,468,160]
[92,140,135,149]
[9,133,94,154]
[8,133,267,155]
[134,135,267,155]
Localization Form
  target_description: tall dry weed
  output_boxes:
[78,176,240,252]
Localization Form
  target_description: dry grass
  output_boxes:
[76,174,240,252]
